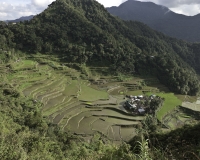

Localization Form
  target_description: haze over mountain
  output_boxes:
[5,15,34,23]
[107,0,200,42]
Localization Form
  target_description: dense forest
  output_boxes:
[1,0,200,96]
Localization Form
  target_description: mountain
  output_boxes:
[107,0,200,42]
[1,0,200,159]
[6,15,34,23]
[0,0,200,95]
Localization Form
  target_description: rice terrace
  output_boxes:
[2,53,200,143]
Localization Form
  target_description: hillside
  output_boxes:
[1,0,200,159]
[0,56,141,159]
[107,0,200,42]
[0,50,200,159]
[0,0,200,95]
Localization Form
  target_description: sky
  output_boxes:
[0,0,200,20]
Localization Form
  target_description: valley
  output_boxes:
[1,0,200,159]
[2,53,200,143]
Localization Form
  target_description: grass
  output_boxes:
[31,76,65,98]
[43,97,76,116]
[175,94,197,103]
[92,109,144,121]
[85,102,93,105]
[112,126,121,141]
[101,117,139,125]
[65,112,84,133]
[79,84,109,102]
[120,127,137,142]
[62,80,79,96]
[14,60,36,70]
[167,118,177,129]
[23,78,56,96]
[179,113,191,118]
[44,94,66,109]
[19,83,32,90]
[150,93,182,121]
[126,90,143,96]
[91,119,111,135]
[78,117,97,134]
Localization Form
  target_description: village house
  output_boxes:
[124,94,158,115]
[125,100,137,110]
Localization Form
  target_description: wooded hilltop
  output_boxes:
[1,0,200,95]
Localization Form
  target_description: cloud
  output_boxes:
[139,0,200,16]
[155,0,200,16]
[156,0,200,8]
[31,0,55,8]
[139,0,200,8]
[0,0,200,20]
[170,4,200,16]
[0,2,35,20]
[96,0,127,7]
[0,0,56,20]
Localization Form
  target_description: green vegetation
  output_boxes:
[0,50,200,159]
[0,54,146,141]
[78,84,108,101]
[157,93,181,120]
[0,0,200,95]
[147,93,182,121]
[1,0,200,159]
[149,124,200,160]
[14,60,36,70]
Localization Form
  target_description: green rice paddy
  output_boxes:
[3,55,198,142]
[156,93,182,121]
[79,84,109,101]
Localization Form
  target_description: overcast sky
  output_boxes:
[0,0,200,20]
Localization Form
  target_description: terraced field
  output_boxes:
[0,57,144,142]
[4,55,198,142]
[162,106,200,130]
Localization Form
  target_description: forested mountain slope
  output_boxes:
[107,0,200,42]
[0,0,200,95]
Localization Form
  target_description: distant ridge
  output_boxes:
[5,15,34,23]
[107,0,200,42]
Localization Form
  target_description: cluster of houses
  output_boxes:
[124,94,156,115]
